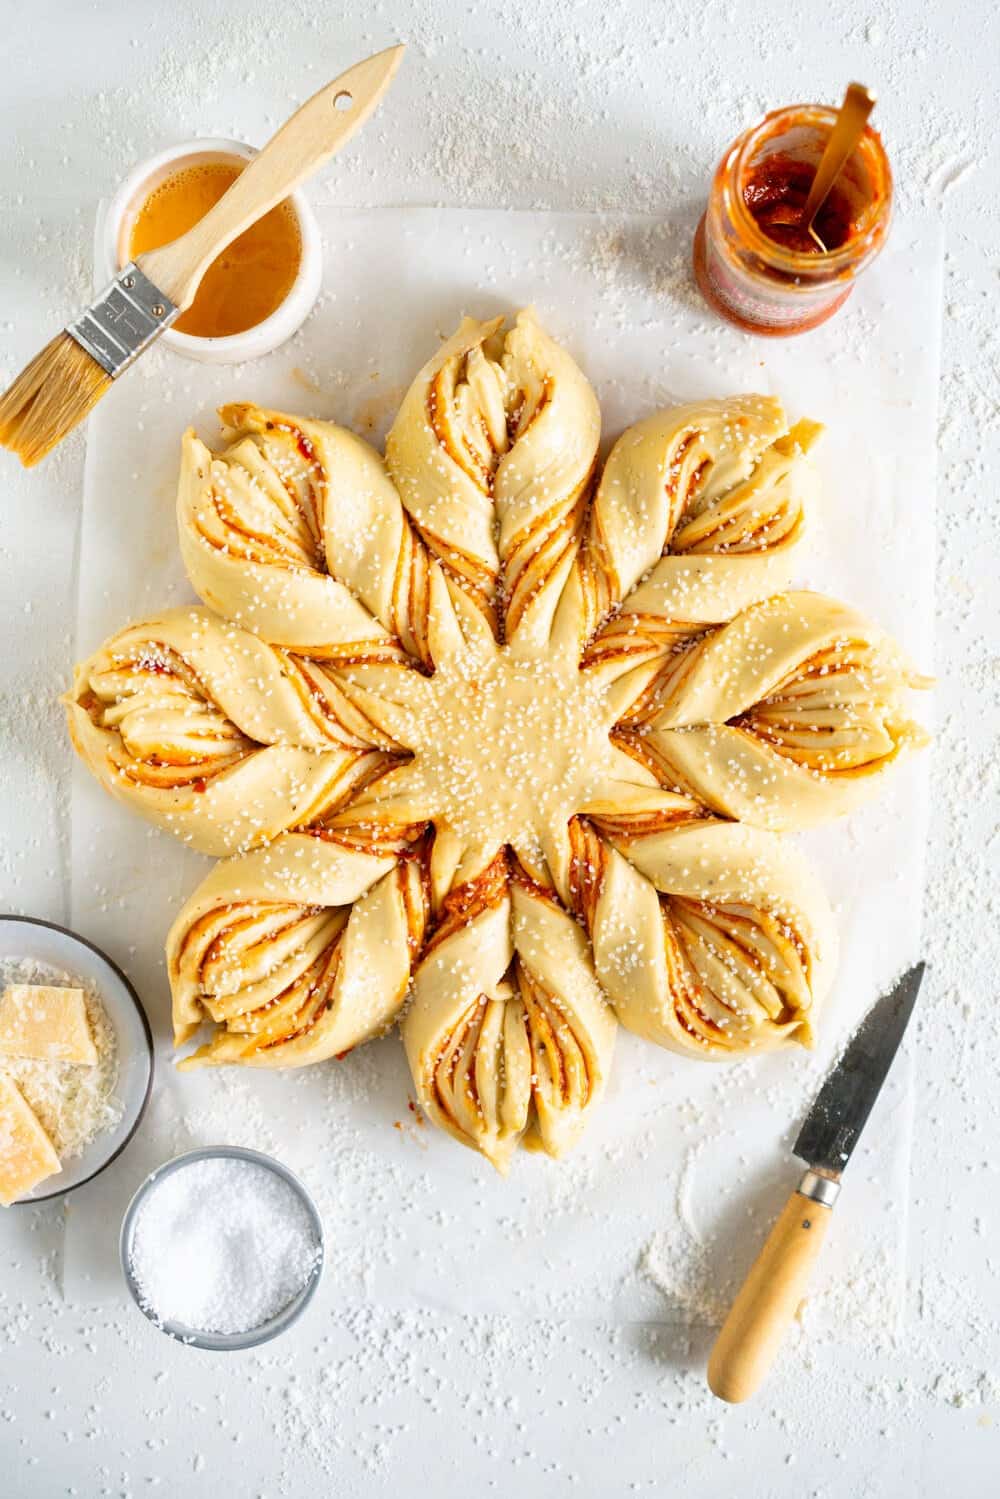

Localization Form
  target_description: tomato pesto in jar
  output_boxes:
[693,104,892,336]
[742,154,861,254]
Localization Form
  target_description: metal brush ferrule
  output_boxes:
[67,263,179,378]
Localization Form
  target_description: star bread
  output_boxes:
[66,309,927,1171]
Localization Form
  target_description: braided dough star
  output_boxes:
[67,309,927,1170]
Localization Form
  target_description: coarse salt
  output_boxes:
[129,1156,320,1336]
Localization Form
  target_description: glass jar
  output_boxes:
[692,104,893,336]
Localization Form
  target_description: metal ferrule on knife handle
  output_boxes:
[67,263,179,378]
[797,1169,841,1208]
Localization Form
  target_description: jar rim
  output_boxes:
[722,103,893,277]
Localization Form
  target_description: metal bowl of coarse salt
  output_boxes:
[120,1145,324,1352]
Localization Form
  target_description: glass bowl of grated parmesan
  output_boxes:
[0,915,153,1204]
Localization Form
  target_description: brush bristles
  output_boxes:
[0,334,111,467]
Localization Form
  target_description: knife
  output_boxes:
[707,961,926,1404]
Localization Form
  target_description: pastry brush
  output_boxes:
[0,45,404,467]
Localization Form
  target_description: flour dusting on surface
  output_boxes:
[0,0,997,1493]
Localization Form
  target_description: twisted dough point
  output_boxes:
[385,309,600,649]
[402,856,615,1171]
[631,592,931,829]
[168,834,426,1066]
[493,312,600,650]
[569,818,835,1059]
[567,399,821,661]
[178,405,434,665]
[386,315,507,632]
[65,607,398,856]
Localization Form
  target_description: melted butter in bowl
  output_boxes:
[103,137,322,365]
[127,160,302,339]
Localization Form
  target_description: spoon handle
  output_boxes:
[802,82,876,232]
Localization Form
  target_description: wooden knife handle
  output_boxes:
[137,45,404,310]
[707,1185,834,1404]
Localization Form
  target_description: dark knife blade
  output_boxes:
[794,961,926,1177]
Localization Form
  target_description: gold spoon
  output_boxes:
[801,82,876,250]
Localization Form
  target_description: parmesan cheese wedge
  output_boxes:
[0,1073,62,1205]
[0,985,98,1065]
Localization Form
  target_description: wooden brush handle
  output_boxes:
[137,44,404,311]
[707,1186,833,1404]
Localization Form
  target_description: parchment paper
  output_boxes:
[66,208,940,1324]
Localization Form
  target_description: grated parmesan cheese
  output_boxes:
[0,956,122,1162]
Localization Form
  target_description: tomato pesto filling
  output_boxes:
[742,153,861,254]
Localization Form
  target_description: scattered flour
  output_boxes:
[0,0,997,1491]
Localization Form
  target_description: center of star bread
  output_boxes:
[396,645,620,858]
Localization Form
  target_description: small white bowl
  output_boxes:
[0,915,153,1204]
[101,137,322,365]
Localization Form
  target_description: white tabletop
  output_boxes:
[1,2,997,1495]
